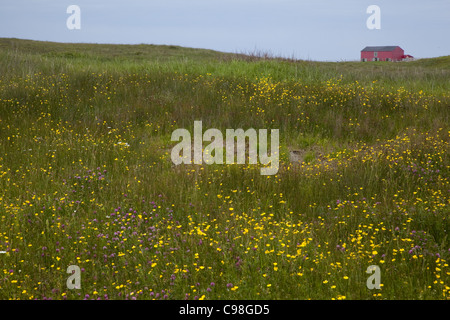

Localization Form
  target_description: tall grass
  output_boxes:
[0,38,449,300]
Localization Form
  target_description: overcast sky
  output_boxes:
[0,0,449,61]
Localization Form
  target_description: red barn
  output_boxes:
[361,46,404,62]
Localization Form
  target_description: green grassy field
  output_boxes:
[0,38,449,300]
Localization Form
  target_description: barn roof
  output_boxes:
[361,46,401,52]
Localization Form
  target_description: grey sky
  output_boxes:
[0,0,449,61]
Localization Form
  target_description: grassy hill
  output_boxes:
[1,38,449,91]
[0,38,449,300]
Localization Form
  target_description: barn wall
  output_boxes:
[391,47,405,61]
[360,47,405,61]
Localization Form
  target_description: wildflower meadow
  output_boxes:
[0,39,449,300]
